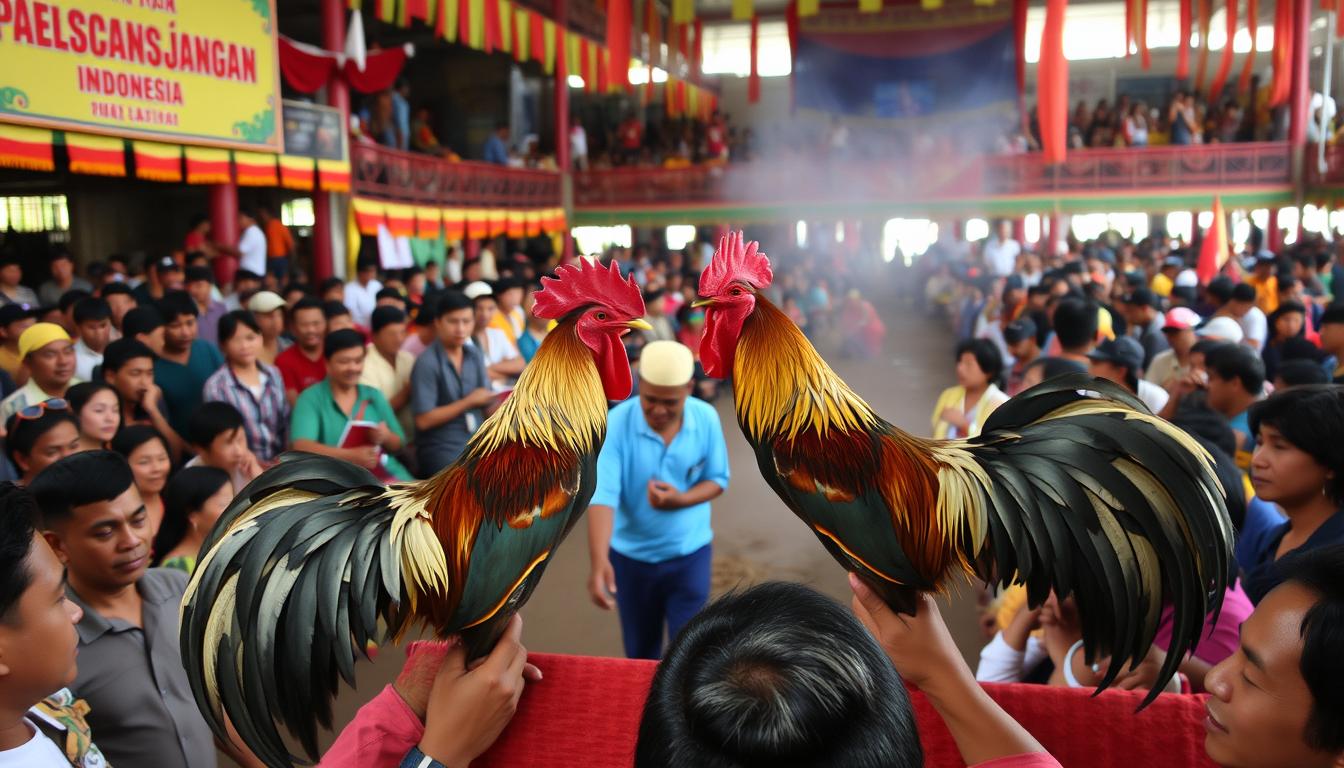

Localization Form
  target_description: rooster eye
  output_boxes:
[730,288,743,296]
[596,312,608,321]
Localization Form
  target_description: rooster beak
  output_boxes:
[626,319,653,331]
[691,298,713,308]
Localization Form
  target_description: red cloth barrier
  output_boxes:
[476,653,1217,768]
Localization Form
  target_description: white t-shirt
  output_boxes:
[0,720,78,766]
[237,224,267,275]
[982,237,1021,278]
[1239,307,1268,350]
[1137,379,1170,414]
[343,278,383,328]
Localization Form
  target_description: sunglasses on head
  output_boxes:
[15,398,69,422]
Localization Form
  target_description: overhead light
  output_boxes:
[568,75,586,88]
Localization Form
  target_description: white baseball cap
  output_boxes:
[1195,316,1245,344]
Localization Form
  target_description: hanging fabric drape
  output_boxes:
[1208,0,1237,98]
[607,0,631,92]
[277,36,410,95]
[1177,0,1192,79]
[1038,0,1069,164]
[1194,0,1212,94]
[278,37,336,93]
[748,14,761,103]
[343,47,410,93]
[1270,0,1294,105]
[1238,0,1257,92]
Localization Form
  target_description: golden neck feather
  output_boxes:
[733,297,878,443]
[465,319,607,457]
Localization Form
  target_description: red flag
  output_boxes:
[748,14,761,103]
[607,0,631,92]
[1037,0,1069,164]
[1238,0,1257,92]
[1176,0,1191,79]
[1137,0,1150,69]
[1208,0,1236,98]
[1196,196,1228,285]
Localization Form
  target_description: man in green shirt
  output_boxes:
[153,291,224,438]
[291,328,412,481]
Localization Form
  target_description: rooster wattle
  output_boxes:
[180,259,649,767]
[695,232,1233,704]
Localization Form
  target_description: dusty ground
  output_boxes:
[226,294,984,763]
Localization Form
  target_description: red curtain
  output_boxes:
[1194,0,1212,93]
[1176,0,1191,79]
[279,37,336,93]
[1013,0,1028,96]
[1238,0,1257,92]
[748,14,761,103]
[343,48,410,94]
[1037,0,1068,164]
[1269,0,1293,105]
[1208,0,1236,97]
[607,0,631,91]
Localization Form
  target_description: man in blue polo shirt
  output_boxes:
[586,340,730,659]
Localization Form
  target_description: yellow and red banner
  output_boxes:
[525,208,542,236]
[488,208,507,237]
[415,206,442,239]
[278,154,314,190]
[185,146,230,184]
[384,203,416,238]
[233,151,278,187]
[66,132,126,176]
[466,209,489,239]
[317,158,350,192]
[132,140,182,182]
[442,208,466,240]
[352,197,386,235]
[506,210,526,237]
[0,124,54,171]
[0,0,281,151]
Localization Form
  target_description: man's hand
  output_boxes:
[393,636,541,722]
[467,388,497,408]
[416,615,537,768]
[370,422,394,447]
[238,449,264,481]
[940,407,969,431]
[344,445,380,469]
[849,573,965,693]
[588,557,617,610]
[141,383,162,411]
[1110,644,1168,691]
[1038,593,1083,665]
[647,480,684,510]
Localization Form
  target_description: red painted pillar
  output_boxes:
[312,0,348,283]
[555,0,574,263]
[951,219,963,240]
[1048,213,1063,254]
[1288,0,1311,197]
[209,182,239,287]
[1012,217,1026,244]
[1267,207,1281,252]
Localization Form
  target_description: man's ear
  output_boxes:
[41,531,69,566]
[12,453,29,476]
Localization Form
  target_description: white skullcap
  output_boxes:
[640,340,695,387]
[463,281,493,300]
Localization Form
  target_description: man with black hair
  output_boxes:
[276,296,328,404]
[1049,297,1098,364]
[184,401,261,491]
[153,291,224,439]
[1321,305,1344,383]
[1205,342,1266,467]
[0,482,110,767]
[236,209,267,279]
[28,451,220,768]
[375,286,407,313]
[224,270,264,312]
[0,255,38,309]
[38,250,92,309]
[323,299,357,333]
[71,297,112,380]
[131,255,182,305]
[0,304,34,384]
[184,265,228,346]
[411,291,491,474]
[101,338,183,459]
[1087,335,1170,413]
[319,276,345,303]
[1003,318,1040,395]
[55,288,90,337]
[1122,287,1169,370]
[98,282,137,335]
[1227,282,1269,351]
[361,305,415,435]
[344,257,383,328]
[291,329,411,480]
[122,305,166,355]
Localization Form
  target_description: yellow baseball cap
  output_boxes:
[18,323,71,360]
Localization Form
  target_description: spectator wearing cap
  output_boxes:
[1205,343,1267,469]
[360,305,415,440]
[0,255,38,309]
[1121,287,1169,370]
[184,265,228,347]
[344,257,383,329]
[153,291,225,439]
[1087,336,1169,414]
[0,323,81,424]
[1321,305,1344,383]
[1223,282,1269,351]
[38,249,92,308]
[1002,318,1040,396]
[132,256,182,305]
[1246,250,1280,314]
[1146,306,1201,389]
[235,208,268,279]
[463,281,523,389]
[1196,315,1246,345]
[291,328,412,481]
[586,340,730,659]
[411,291,492,474]
[0,304,35,384]
[246,290,291,366]
[1150,254,1184,297]
[72,297,113,381]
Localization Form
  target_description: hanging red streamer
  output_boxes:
[1012,0,1028,97]
[748,14,761,103]
[459,0,472,49]
[484,0,502,52]
[1194,0,1212,94]
[607,0,631,92]
[1176,0,1192,79]
[1238,0,1257,92]
[1208,0,1236,98]
[343,48,410,93]
[1037,0,1069,164]
[1270,0,1293,105]
[278,37,335,93]
[531,13,546,63]
[785,1,798,114]
[693,19,703,80]
[407,0,430,20]
[1137,0,1150,69]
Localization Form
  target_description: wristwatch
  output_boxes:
[400,746,450,768]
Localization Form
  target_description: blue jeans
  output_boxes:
[609,544,712,659]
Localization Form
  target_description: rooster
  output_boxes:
[181,259,650,767]
[695,232,1233,702]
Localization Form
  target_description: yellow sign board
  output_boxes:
[0,0,281,151]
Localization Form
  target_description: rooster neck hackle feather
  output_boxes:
[733,297,877,443]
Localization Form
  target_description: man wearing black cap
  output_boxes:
[1246,250,1279,314]
[0,256,37,309]
[1002,318,1040,396]
[1122,287,1169,370]
[1087,336,1169,413]
[132,256,182,305]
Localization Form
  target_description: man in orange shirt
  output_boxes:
[258,206,294,284]
[1246,250,1279,315]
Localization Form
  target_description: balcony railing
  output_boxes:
[352,144,562,209]
[573,142,1294,209]
[1306,143,1344,187]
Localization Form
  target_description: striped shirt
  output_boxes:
[202,363,290,461]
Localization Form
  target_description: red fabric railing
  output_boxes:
[476,652,1216,768]
[351,144,562,209]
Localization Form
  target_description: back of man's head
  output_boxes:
[0,483,38,621]
[27,450,134,528]
[634,582,922,768]
[1053,298,1098,351]
[1277,544,1344,753]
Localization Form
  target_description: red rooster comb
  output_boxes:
[533,258,646,320]
[700,230,774,295]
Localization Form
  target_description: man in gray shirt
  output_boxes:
[29,451,257,768]
[411,291,493,475]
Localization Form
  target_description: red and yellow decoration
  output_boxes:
[66,133,126,177]
[132,141,183,183]
[234,151,280,187]
[351,200,566,239]
[318,159,352,192]
[0,125,55,172]
[185,147,231,185]
[416,206,443,239]
[279,155,316,190]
